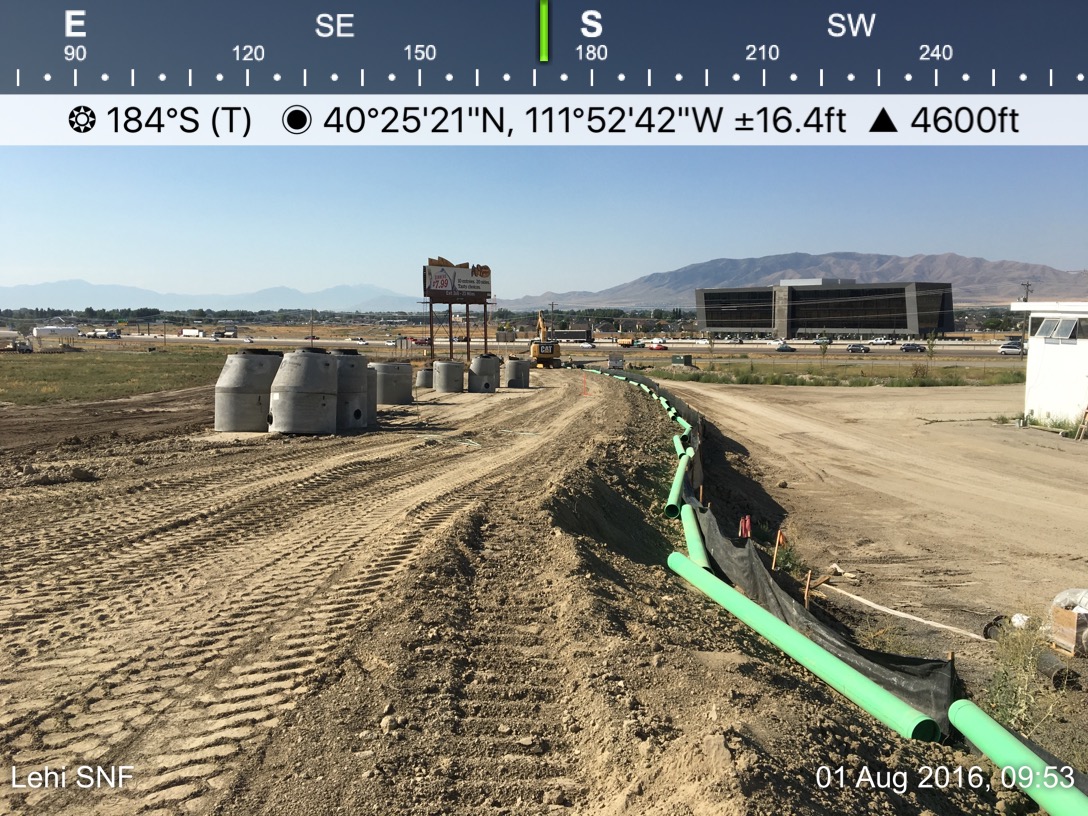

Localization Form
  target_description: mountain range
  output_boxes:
[0,280,422,313]
[2,253,1085,313]
[498,252,1088,309]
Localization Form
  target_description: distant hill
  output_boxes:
[0,280,420,312]
[498,252,1088,309]
[3,253,1085,313]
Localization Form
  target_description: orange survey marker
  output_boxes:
[737,515,751,538]
[771,528,785,571]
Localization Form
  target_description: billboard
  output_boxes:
[423,261,492,304]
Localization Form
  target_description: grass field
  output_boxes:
[649,360,1026,388]
[0,347,228,405]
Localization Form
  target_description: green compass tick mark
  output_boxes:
[539,0,550,63]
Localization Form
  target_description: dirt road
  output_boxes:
[0,372,616,814]
[0,373,1068,815]
[663,383,1088,636]
[665,379,1088,752]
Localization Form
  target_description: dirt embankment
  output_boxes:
[0,374,1052,816]
[666,381,1088,768]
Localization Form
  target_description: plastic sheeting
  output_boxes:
[688,497,958,737]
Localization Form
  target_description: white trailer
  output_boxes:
[33,326,79,339]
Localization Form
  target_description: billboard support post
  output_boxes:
[428,302,435,360]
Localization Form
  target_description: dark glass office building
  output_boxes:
[696,279,954,339]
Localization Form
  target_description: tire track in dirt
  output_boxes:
[0,438,435,657]
[0,436,414,574]
[2,372,599,816]
[0,386,561,652]
[0,441,474,683]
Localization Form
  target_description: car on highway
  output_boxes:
[812,337,832,345]
[304,335,319,340]
[900,342,926,353]
[384,340,398,346]
[579,342,596,349]
[998,342,1025,356]
[845,343,871,353]
[354,339,369,345]
[647,343,669,350]
[243,337,255,343]
[695,338,711,345]
[868,337,896,346]
[774,343,796,352]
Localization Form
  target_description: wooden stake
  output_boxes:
[1075,405,1088,441]
[699,484,704,506]
[804,570,813,609]
[771,540,780,571]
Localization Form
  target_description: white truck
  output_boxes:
[179,328,206,338]
[868,336,897,346]
[1,330,32,352]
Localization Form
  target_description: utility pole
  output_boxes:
[548,301,557,337]
[1019,281,1032,349]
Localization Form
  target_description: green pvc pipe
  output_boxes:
[680,504,711,569]
[668,552,941,742]
[947,700,1088,815]
[675,416,692,433]
[672,434,686,458]
[675,421,692,446]
[664,454,690,519]
[639,383,651,393]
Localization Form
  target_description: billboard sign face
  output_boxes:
[423,264,492,304]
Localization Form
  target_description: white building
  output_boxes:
[1010,301,1088,425]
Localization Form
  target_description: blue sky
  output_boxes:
[1,147,1086,298]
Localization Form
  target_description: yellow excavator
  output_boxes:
[530,311,561,368]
